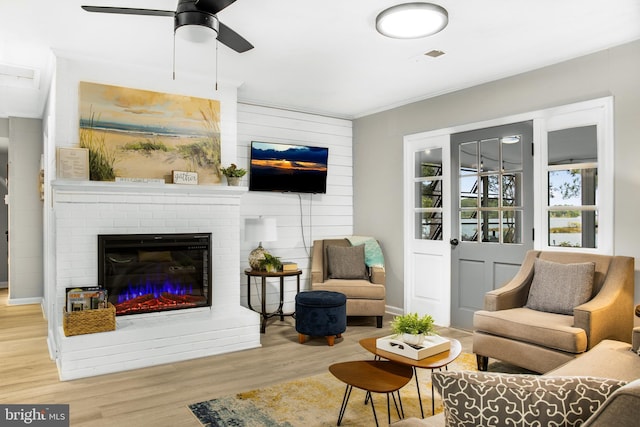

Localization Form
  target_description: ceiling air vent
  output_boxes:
[424,50,445,58]
[0,63,38,89]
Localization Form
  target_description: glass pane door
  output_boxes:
[415,148,443,240]
[458,136,524,244]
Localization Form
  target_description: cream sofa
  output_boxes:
[393,328,640,426]
[311,238,385,327]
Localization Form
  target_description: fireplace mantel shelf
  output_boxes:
[51,179,248,196]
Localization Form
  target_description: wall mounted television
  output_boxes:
[249,141,329,194]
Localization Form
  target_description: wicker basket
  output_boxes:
[63,303,116,337]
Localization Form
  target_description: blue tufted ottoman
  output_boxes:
[295,290,347,346]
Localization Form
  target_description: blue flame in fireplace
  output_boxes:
[117,278,194,304]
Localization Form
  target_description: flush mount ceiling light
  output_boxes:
[376,2,448,39]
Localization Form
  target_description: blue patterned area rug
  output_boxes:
[188,353,478,427]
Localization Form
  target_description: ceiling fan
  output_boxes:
[81,0,254,53]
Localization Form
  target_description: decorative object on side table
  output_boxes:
[281,261,298,272]
[259,253,282,273]
[375,334,450,360]
[390,312,436,346]
[221,163,246,186]
[245,217,277,270]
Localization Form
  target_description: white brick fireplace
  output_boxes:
[49,181,260,380]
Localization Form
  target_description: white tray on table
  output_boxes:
[376,334,451,360]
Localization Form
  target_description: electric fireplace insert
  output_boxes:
[98,233,212,316]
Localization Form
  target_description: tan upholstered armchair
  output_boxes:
[311,238,386,328]
[473,250,634,374]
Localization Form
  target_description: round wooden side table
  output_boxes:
[329,360,413,426]
[244,268,301,333]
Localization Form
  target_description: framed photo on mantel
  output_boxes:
[57,147,89,180]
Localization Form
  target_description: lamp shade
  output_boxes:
[245,217,277,270]
[245,217,277,243]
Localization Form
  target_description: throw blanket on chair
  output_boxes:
[347,236,385,268]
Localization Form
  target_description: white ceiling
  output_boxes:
[1,0,639,120]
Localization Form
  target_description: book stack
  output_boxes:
[281,262,298,272]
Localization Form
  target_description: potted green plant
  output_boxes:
[390,312,436,346]
[221,163,247,186]
[259,252,282,273]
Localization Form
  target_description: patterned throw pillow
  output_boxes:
[326,245,369,280]
[432,371,626,427]
[525,258,595,315]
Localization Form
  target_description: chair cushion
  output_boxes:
[326,245,369,280]
[547,339,639,381]
[525,258,595,315]
[474,307,588,353]
[432,371,626,427]
[313,279,385,300]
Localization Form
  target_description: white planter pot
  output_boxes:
[402,333,425,346]
[226,176,241,186]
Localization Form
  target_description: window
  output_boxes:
[415,148,443,240]
[546,126,598,248]
[458,136,524,244]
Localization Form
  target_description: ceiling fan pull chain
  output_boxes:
[215,40,218,91]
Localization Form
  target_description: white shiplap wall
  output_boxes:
[236,104,353,313]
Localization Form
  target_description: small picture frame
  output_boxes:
[57,147,89,180]
[172,170,198,185]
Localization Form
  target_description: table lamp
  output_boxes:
[245,217,277,270]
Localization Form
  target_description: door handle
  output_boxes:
[449,238,459,246]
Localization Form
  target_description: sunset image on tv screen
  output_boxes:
[249,141,329,193]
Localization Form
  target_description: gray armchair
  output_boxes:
[311,238,386,328]
[473,250,634,373]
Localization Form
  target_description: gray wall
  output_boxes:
[0,152,8,283]
[0,118,7,285]
[8,117,43,301]
[353,39,640,311]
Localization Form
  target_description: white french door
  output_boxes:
[402,98,613,329]
[403,132,451,326]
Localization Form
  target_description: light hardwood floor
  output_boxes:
[0,288,472,426]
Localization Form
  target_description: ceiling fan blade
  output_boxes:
[217,21,253,53]
[81,6,174,17]
[195,0,237,14]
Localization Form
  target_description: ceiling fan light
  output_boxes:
[175,11,219,43]
[376,2,448,39]
[176,24,217,43]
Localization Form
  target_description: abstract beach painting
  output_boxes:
[78,81,221,184]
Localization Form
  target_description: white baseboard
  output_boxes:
[7,296,43,306]
[385,304,404,316]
